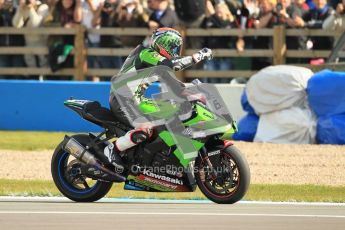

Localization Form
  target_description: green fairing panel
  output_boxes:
[184,103,238,140]
[159,131,204,167]
[158,130,176,146]
[139,49,161,66]
[183,104,215,125]
[138,99,179,119]
[138,100,158,113]
[221,120,238,140]
[184,104,229,132]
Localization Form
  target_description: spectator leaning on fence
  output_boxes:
[115,0,150,47]
[323,0,345,31]
[240,0,260,17]
[232,0,258,72]
[12,0,50,69]
[92,0,123,71]
[81,0,104,81]
[292,0,310,59]
[294,0,309,14]
[301,0,334,64]
[251,0,276,70]
[174,0,205,50]
[276,0,306,64]
[0,0,26,79]
[46,0,82,30]
[202,0,236,83]
[44,0,82,76]
[147,0,179,30]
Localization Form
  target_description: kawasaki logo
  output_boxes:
[143,170,183,185]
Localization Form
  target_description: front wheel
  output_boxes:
[51,134,113,202]
[195,145,250,204]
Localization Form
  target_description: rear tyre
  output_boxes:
[195,145,250,204]
[51,134,113,202]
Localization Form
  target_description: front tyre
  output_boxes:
[51,134,113,202]
[195,145,250,204]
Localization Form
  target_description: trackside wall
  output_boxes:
[0,80,245,132]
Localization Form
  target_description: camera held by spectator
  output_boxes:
[271,2,287,24]
[116,0,145,16]
[101,0,119,13]
[270,0,303,27]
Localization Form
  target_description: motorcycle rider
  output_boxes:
[104,27,213,171]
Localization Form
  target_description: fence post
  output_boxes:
[273,25,286,65]
[74,25,86,81]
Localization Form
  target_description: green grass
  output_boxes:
[0,131,73,150]
[1,179,344,202]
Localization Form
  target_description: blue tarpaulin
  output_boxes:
[240,89,255,114]
[317,114,345,144]
[233,113,259,142]
[307,70,345,117]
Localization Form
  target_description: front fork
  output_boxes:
[199,147,218,181]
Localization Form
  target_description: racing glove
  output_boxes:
[192,48,213,63]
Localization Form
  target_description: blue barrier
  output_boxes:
[0,80,111,132]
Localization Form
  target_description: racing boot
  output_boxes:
[104,128,152,172]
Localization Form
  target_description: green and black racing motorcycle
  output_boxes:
[51,67,250,204]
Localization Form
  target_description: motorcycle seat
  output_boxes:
[83,101,116,123]
[64,99,130,131]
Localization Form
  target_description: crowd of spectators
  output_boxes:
[0,0,344,82]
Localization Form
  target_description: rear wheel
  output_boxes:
[51,134,113,202]
[195,145,250,204]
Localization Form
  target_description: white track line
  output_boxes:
[0,211,344,218]
[1,196,345,206]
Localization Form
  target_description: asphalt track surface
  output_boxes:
[0,197,344,230]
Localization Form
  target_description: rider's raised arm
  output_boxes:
[139,47,212,73]
[171,48,213,71]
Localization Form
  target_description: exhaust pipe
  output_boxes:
[62,135,126,182]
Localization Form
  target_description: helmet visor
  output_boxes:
[172,46,181,57]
